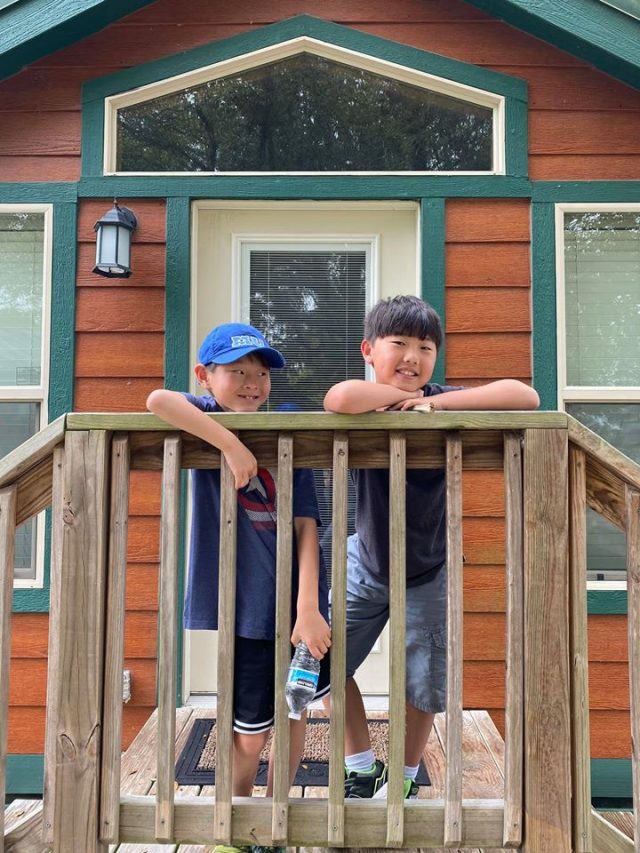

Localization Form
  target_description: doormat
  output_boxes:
[175,717,430,788]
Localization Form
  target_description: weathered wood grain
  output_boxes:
[0,484,17,849]
[502,432,523,848]
[0,415,65,489]
[53,430,110,853]
[272,434,293,845]
[625,486,640,853]
[386,431,407,847]
[327,432,348,846]
[99,436,131,843]
[445,433,463,847]
[569,447,592,853]
[522,429,571,852]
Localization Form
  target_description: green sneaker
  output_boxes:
[250,847,285,853]
[213,846,251,853]
[372,777,419,799]
[344,759,388,798]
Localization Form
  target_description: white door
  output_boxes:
[185,201,420,701]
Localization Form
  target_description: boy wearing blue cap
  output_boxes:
[147,323,331,844]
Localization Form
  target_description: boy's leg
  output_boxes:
[345,676,371,755]
[233,730,270,796]
[404,704,435,765]
[265,712,307,795]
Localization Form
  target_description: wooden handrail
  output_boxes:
[2,411,640,851]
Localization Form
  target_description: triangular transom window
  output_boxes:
[106,37,504,175]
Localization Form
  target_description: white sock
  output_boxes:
[345,749,376,772]
[404,763,419,781]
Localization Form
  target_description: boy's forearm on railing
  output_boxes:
[433,380,540,412]
[324,380,419,413]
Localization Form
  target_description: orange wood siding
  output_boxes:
[0,0,637,180]
[1,0,634,764]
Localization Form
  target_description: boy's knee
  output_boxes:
[234,729,269,757]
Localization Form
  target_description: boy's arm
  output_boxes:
[324,379,423,414]
[402,379,540,412]
[146,389,258,488]
[291,516,331,660]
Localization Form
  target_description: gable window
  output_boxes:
[558,205,640,584]
[0,207,51,587]
[106,38,503,175]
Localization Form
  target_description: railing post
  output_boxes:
[0,484,17,852]
[522,428,571,853]
[53,430,110,853]
[625,485,640,853]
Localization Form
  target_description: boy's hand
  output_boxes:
[223,438,258,489]
[291,610,331,661]
[385,394,427,411]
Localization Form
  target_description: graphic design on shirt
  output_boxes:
[238,468,277,530]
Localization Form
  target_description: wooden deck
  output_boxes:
[4,707,635,852]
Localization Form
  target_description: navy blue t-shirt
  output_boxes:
[353,382,463,588]
[182,394,329,639]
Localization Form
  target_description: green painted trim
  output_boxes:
[13,200,77,614]
[83,15,528,102]
[465,0,640,90]
[6,754,43,795]
[420,199,446,385]
[587,589,628,614]
[532,182,640,202]
[81,15,527,179]
[77,176,533,199]
[165,197,191,704]
[531,203,557,411]
[0,0,156,82]
[504,96,528,179]
[591,759,632,799]
[0,183,76,203]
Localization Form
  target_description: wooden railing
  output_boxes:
[0,411,638,852]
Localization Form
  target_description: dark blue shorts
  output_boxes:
[233,636,331,735]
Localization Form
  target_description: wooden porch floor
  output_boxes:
[4,707,635,851]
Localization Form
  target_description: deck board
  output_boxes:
[4,709,516,852]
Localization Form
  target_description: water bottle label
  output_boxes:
[287,667,320,690]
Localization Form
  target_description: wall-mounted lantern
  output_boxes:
[93,201,138,278]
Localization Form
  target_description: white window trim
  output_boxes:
[0,203,52,590]
[104,35,505,177]
[556,202,640,592]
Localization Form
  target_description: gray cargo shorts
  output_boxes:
[336,533,447,714]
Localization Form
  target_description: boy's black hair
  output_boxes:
[364,295,443,348]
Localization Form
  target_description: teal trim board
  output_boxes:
[0,0,156,82]
[465,0,640,90]
[532,182,640,203]
[591,759,632,800]
[421,199,446,385]
[77,176,533,200]
[13,200,77,614]
[164,197,191,705]
[531,203,557,411]
[0,183,76,203]
[6,754,43,795]
[588,588,628,615]
[81,15,528,179]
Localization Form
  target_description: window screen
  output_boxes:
[563,211,640,581]
[0,211,46,582]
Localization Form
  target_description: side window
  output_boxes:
[559,207,640,583]
[0,208,50,586]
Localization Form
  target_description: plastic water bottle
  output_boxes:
[285,641,320,720]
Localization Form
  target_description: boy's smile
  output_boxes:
[361,334,437,392]
[196,354,271,412]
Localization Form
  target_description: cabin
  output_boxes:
[0,0,639,850]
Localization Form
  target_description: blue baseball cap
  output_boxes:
[198,322,285,368]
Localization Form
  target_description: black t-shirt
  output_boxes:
[352,382,463,588]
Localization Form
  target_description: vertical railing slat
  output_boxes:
[569,446,592,853]
[444,432,463,848]
[100,434,130,843]
[54,430,110,853]
[155,435,181,841]
[213,452,238,844]
[43,445,64,843]
[272,433,294,845]
[328,432,348,846]
[624,485,640,853]
[386,431,406,848]
[0,483,17,853]
[522,428,571,853]
[503,432,524,847]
